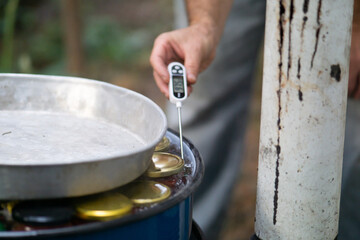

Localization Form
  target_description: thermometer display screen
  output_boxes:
[172,76,185,98]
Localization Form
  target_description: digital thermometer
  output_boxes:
[168,62,188,159]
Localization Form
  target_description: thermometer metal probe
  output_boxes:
[168,62,188,159]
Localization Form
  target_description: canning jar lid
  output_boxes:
[155,136,170,152]
[75,193,133,221]
[145,152,184,178]
[12,201,74,226]
[120,181,171,205]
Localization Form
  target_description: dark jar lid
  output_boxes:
[12,201,75,226]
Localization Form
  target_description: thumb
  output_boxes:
[184,55,201,85]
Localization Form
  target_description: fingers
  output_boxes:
[151,31,201,87]
[153,70,169,98]
[150,26,217,98]
[184,52,201,85]
[150,35,170,85]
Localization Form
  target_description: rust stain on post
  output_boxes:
[303,0,309,13]
[301,16,308,39]
[297,58,301,79]
[297,58,303,101]
[330,64,341,82]
[274,0,286,225]
[287,0,294,80]
[301,0,309,40]
[298,89,304,101]
[310,0,323,69]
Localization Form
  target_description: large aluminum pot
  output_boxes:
[0,74,167,200]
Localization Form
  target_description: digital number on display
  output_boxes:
[173,76,184,93]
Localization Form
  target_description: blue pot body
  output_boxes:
[54,197,192,240]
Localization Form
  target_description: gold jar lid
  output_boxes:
[120,181,171,205]
[155,137,170,152]
[146,152,184,178]
[75,193,133,221]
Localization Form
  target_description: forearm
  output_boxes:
[353,0,360,49]
[354,0,359,30]
[349,0,360,98]
[185,0,233,45]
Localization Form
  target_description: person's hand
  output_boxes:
[150,23,218,98]
[349,28,360,99]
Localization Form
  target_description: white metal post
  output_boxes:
[255,0,354,239]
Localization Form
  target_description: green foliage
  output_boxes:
[27,20,64,68]
[0,0,64,74]
[0,1,172,75]
[0,0,19,72]
[84,17,152,66]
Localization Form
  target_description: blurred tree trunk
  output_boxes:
[61,0,84,76]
